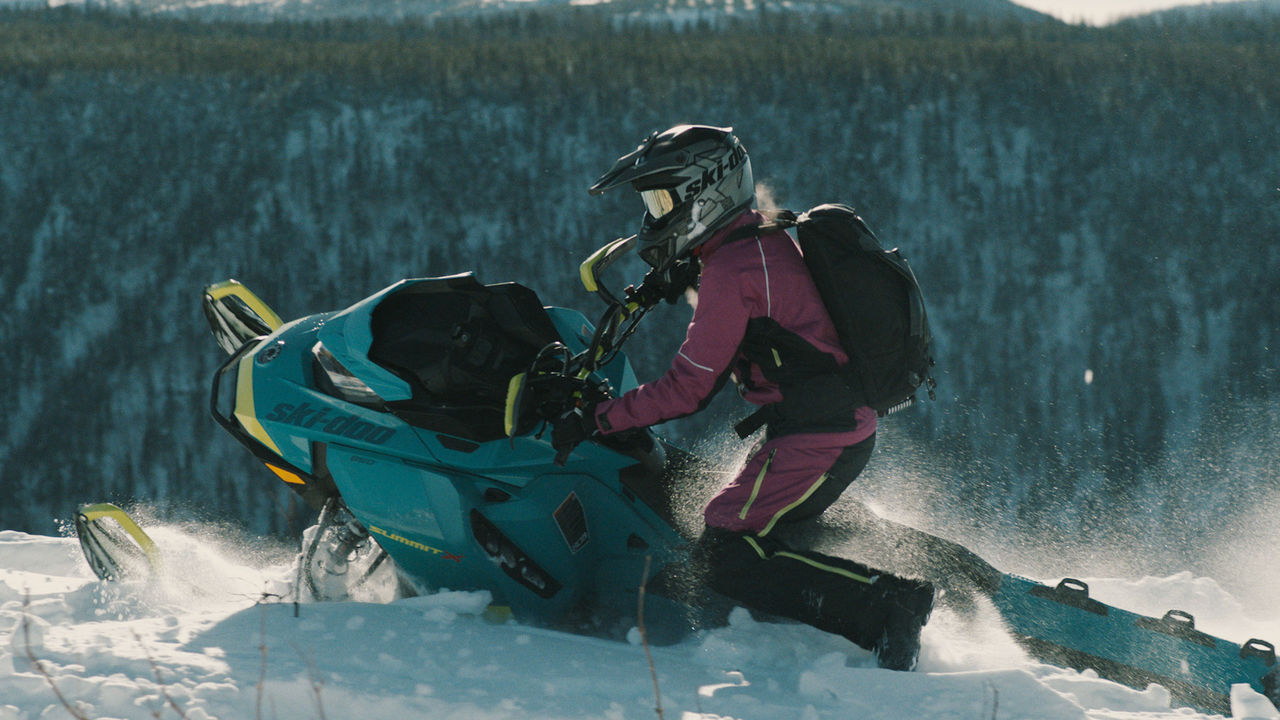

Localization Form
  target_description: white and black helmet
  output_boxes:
[590,124,754,271]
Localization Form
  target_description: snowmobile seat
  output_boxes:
[367,276,562,442]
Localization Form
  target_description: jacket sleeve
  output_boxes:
[593,260,754,434]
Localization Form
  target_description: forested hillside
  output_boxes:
[1,6,1276,577]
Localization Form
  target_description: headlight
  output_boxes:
[312,342,384,406]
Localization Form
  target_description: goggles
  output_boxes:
[640,188,679,220]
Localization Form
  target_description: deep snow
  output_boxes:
[3,524,1279,720]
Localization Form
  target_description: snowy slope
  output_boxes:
[3,527,1278,720]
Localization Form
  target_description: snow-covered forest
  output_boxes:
[0,3,1277,589]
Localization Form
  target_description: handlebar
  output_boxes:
[573,248,698,377]
[506,237,699,453]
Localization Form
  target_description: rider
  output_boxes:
[563,124,936,670]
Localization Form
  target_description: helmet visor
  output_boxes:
[640,188,679,220]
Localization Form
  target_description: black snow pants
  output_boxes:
[693,436,935,654]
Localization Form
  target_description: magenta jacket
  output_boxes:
[594,210,877,446]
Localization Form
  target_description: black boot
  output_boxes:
[871,577,935,671]
[698,527,936,669]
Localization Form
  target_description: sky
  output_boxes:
[1011,0,1248,24]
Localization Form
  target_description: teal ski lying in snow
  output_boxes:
[773,503,1278,716]
[995,575,1277,715]
[77,252,1278,716]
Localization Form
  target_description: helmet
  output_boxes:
[589,124,753,271]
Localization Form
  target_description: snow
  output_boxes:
[2,527,1277,720]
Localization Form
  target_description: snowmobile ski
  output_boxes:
[771,504,1278,714]
[203,279,283,355]
[74,503,161,582]
[991,574,1279,715]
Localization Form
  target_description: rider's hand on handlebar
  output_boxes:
[629,257,700,307]
[551,405,598,466]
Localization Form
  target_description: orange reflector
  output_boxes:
[266,464,306,485]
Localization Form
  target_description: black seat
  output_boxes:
[367,275,561,442]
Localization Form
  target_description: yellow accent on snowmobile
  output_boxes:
[266,463,306,485]
[206,279,284,331]
[234,350,283,456]
[504,372,526,438]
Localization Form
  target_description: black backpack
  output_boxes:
[777,203,936,417]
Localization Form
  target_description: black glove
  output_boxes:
[629,257,700,307]
[551,405,598,466]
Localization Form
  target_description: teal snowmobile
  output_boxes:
[196,238,702,636]
[76,238,1278,716]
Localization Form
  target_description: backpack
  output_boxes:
[776,203,936,417]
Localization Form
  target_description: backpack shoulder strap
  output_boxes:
[773,209,800,227]
[720,209,800,245]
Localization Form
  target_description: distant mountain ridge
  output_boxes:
[2,0,1052,23]
[1133,0,1280,21]
[3,0,1271,24]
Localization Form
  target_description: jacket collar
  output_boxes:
[695,209,765,262]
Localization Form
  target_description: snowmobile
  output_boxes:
[76,236,1278,715]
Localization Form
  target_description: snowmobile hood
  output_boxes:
[315,279,421,403]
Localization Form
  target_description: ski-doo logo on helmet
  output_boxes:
[264,402,396,445]
[681,145,747,204]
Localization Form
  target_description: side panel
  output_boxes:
[255,386,413,470]
[326,439,687,627]
[325,445,478,592]
[325,444,592,620]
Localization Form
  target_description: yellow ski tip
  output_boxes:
[205,279,284,331]
[75,503,161,580]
